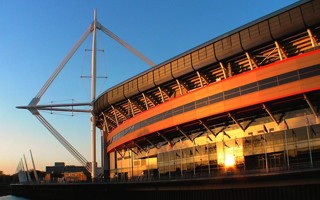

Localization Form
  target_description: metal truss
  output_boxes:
[17,9,155,180]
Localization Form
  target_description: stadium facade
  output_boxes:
[92,0,320,182]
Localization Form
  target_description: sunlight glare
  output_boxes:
[225,154,235,167]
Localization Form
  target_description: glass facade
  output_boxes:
[109,123,320,182]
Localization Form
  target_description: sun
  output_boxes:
[225,154,235,167]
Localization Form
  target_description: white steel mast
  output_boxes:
[23,154,32,182]
[29,149,39,183]
[91,9,97,180]
[17,8,155,182]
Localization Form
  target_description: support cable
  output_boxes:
[97,22,155,67]
[33,113,91,172]
[35,114,89,168]
[32,25,92,103]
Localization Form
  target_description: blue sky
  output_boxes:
[0,0,298,175]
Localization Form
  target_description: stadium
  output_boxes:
[12,0,320,199]
[91,0,320,182]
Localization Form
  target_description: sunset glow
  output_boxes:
[225,154,235,167]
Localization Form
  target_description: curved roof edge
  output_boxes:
[95,0,310,101]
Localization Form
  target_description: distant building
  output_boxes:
[45,162,90,182]
[63,171,88,182]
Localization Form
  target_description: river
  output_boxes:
[0,195,29,200]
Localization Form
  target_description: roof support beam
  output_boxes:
[132,141,147,153]
[141,93,149,110]
[158,86,165,103]
[307,28,317,48]
[144,93,157,107]
[111,106,119,126]
[144,137,159,149]
[180,80,189,92]
[176,126,193,142]
[219,62,227,79]
[196,71,204,87]
[228,112,245,132]
[124,144,138,155]
[275,41,287,61]
[100,112,110,133]
[157,132,173,147]
[215,125,228,137]
[113,106,128,120]
[130,99,143,113]
[197,71,209,86]
[244,116,258,130]
[246,52,258,70]
[199,120,216,137]
[227,62,232,77]
[114,148,125,158]
[160,87,171,100]
[262,104,279,125]
[104,112,117,128]
[176,79,184,96]
[127,99,135,117]
[304,94,318,119]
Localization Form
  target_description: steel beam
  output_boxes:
[111,106,119,126]
[176,126,193,142]
[132,141,147,153]
[307,29,317,47]
[304,94,318,119]
[157,132,173,147]
[219,62,227,79]
[215,126,227,137]
[144,93,157,107]
[141,93,149,110]
[101,112,110,133]
[176,79,184,96]
[112,106,128,120]
[127,99,135,117]
[158,86,165,103]
[275,41,287,61]
[124,144,138,155]
[130,99,143,113]
[262,104,279,125]
[196,71,204,87]
[246,52,258,70]
[199,120,215,137]
[97,22,155,67]
[228,112,245,131]
[144,137,158,149]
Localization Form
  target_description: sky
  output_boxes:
[0,0,299,175]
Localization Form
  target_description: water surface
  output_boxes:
[0,195,29,200]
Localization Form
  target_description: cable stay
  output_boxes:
[17,102,92,113]
[96,21,155,67]
[34,112,92,173]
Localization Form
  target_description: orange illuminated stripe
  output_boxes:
[107,50,320,151]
